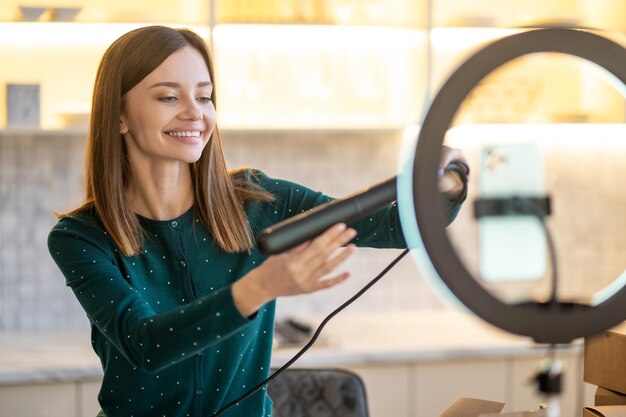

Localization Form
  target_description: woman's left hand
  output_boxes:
[438,145,470,201]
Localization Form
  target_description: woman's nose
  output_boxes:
[179,96,202,120]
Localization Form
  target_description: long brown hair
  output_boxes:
[60,26,273,255]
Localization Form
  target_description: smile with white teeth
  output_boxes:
[166,131,202,137]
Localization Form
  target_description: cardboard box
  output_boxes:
[585,322,626,395]
[439,397,504,417]
[438,397,548,417]
[584,405,626,416]
[596,386,626,406]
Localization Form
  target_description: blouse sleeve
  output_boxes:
[254,170,464,250]
[47,216,253,373]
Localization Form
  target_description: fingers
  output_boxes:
[439,145,469,172]
[315,244,356,277]
[299,223,357,266]
[264,223,357,297]
[438,170,464,196]
[316,271,351,291]
[304,243,356,293]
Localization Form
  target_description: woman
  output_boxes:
[48,25,468,417]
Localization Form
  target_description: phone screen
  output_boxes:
[477,143,547,282]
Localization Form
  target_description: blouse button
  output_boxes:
[180,260,187,268]
[195,389,203,395]
[171,220,179,228]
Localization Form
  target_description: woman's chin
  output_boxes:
[180,154,203,164]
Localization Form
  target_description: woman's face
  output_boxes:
[120,46,216,166]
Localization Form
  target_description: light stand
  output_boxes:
[535,354,563,417]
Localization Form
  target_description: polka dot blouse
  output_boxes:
[47,169,461,417]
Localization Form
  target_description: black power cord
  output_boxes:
[514,198,559,305]
[539,216,559,305]
[211,248,410,416]
[212,162,469,415]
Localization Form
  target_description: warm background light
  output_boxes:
[212,24,426,129]
[0,0,624,130]
[0,23,208,129]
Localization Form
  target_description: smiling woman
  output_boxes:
[46,25,467,417]
[58,26,267,256]
[119,47,217,214]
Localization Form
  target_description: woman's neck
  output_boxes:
[125,160,195,220]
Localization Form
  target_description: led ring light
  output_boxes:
[406,28,626,344]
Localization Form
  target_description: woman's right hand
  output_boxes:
[232,223,357,317]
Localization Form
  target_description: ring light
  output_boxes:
[400,28,626,344]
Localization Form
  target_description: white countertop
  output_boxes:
[271,309,581,366]
[0,331,102,385]
[0,309,581,386]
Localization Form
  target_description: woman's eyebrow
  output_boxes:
[149,81,213,89]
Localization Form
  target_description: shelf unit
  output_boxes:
[0,0,624,130]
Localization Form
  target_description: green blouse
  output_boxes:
[47,169,461,417]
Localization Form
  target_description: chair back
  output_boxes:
[267,367,370,417]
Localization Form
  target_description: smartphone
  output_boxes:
[477,143,547,282]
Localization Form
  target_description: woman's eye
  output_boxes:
[159,96,177,103]
[197,96,212,104]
